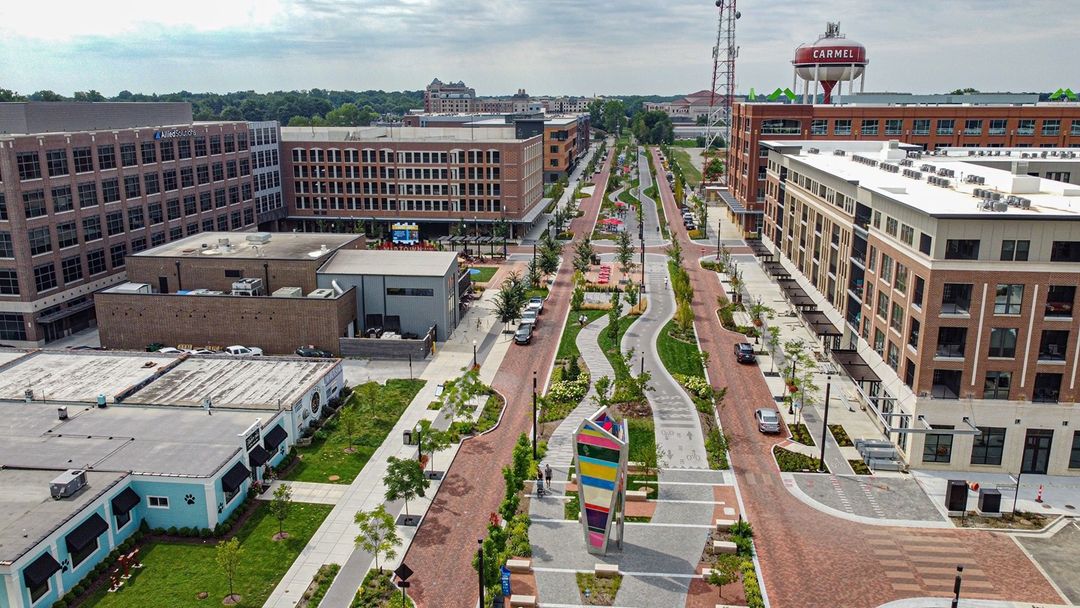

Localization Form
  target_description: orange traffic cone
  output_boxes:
[1035,484,1044,503]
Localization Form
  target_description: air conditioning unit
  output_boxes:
[246,232,272,244]
[231,278,264,297]
[272,287,303,298]
[307,289,336,299]
[51,469,87,500]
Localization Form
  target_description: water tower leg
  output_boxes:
[860,71,866,93]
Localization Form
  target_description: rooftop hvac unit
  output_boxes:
[807,147,820,154]
[1020,198,1032,209]
[938,168,955,178]
[272,286,303,298]
[920,164,936,173]
[833,149,846,156]
[51,469,87,500]
[993,201,1009,212]
[307,288,336,299]
[246,232,272,244]
[231,278,264,297]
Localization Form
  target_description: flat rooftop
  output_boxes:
[281,126,530,143]
[0,101,194,135]
[122,356,338,410]
[0,351,179,404]
[0,469,127,564]
[765,140,1080,219]
[132,231,361,261]
[318,249,458,277]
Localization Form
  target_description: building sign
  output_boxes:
[794,46,867,65]
[500,566,512,596]
[391,223,420,245]
[154,128,196,140]
[239,419,262,452]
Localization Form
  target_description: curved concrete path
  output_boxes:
[636,150,667,248]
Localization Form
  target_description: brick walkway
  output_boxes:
[648,148,1062,608]
[402,148,613,608]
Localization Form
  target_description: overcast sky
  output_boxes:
[2,0,1078,97]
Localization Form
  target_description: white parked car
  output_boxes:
[185,348,214,356]
[526,297,544,314]
[157,347,185,354]
[225,345,263,357]
[521,309,539,327]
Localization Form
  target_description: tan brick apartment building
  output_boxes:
[280,126,544,239]
[761,139,1080,475]
[726,98,1080,232]
[0,102,257,346]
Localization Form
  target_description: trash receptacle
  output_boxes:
[978,488,1002,516]
[403,429,413,445]
[945,479,968,515]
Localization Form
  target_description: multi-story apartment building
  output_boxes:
[281,126,544,239]
[541,96,596,114]
[0,102,256,346]
[248,120,284,228]
[760,139,1080,475]
[424,79,477,113]
[726,98,1080,232]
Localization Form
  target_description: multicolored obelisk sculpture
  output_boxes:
[574,406,628,555]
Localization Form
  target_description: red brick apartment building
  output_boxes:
[726,99,1080,232]
[280,126,544,239]
[0,102,256,345]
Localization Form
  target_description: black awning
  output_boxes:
[221,461,250,493]
[23,552,61,588]
[802,310,842,337]
[263,425,288,451]
[65,513,108,554]
[111,487,140,516]
[248,445,271,468]
[831,349,882,384]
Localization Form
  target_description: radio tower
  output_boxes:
[705,0,739,156]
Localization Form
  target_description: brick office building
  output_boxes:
[760,139,1080,474]
[280,126,544,239]
[725,97,1080,232]
[0,102,257,346]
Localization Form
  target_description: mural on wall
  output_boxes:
[573,407,628,556]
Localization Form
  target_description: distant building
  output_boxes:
[0,102,257,347]
[424,79,477,113]
[541,96,596,114]
[644,91,739,123]
[248,120,284,228]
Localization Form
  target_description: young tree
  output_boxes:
[674,178,684,206]
[383,457,430,518]
[539,233,560,276]
[339,408,360,450]
[493,272,526,330]
[417,419,452,473]
[355,505,400,573]
[573,239,594,274]
[269,482,293,540]
[615,230,635,276]
[215,538,243,604]
[607,291,623,344]
[525,257,542,289]
[707,554,742,599]
[624,279,639,308]
[665,240,684,267]
[571,285,585,312]
[675,300,695,336]
[439,367,486,423]
[592,375,613,407]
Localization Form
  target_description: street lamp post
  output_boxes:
[788,356,797,415]
[640,240,645,292]
[532,371,538,460]
[477,539,485,608]
[818,375,832,472]
[472,339,478,369]
[716,218,722,260]
[951,565,964,608]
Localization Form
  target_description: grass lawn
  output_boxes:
[84,503,332,608]
[596,315,641,384]
[656,319,704,378]
[557,309,607,361]
[287,379,426,484]
[668,148,702,187]
[671,139,698,148]
[468,266,497,283]
[526,287,550,300]
[576,572,622,605]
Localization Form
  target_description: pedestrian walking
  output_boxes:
[536,468,546,497]
[544,464,553,489]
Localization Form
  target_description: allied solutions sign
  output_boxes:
[793,45,867,65]
[154,128,196,140]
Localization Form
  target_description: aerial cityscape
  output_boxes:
[3,2,1080,608]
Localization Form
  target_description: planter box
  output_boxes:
[295,437,313,447]
[711,540,738,554]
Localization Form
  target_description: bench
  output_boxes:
[626,490,648,502]
[711,541,737,555]
[594,564,619,578]
[714,518,737,531]
[509,594,536,607]
[506,558,532,574]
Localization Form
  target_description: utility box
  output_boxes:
[272,287,303,298]
[977,488,1003,517]
[945,479,968,515]
[402,429,414,445]
[51,469,88,500]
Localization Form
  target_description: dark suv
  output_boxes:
[734,342,756,364]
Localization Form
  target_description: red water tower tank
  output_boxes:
[793,22,868,104]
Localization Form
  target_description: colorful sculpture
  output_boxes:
[574,407,628,555]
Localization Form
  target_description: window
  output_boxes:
[115,509,131,530]
[1017,119,1035,136]
[0,194,8,220]
[877,291,889,321]
[163,170,177,192]
[963,119,982,136]
[72,147,94,173]
[33,264,57,292]
[97,144,116,170]
[120,143,137,167]
[78,182,99,208]
[160,140,175,162]
[810,119,827,135]
[936,326,967,358]
[1033,373,1062,403]
[994,284,1024,315]
[125,205,142,229]
[912,119,930,135]
[1000,240,1029,261]
[200,192,212,212]
[110,243,127,269]
[82,217,102,241]
[101,178,120,203]
[941,283,971,314]
[23,190,47,218]
[147,496,169,508]
[178,139,192,159]
[890,302,904,333]
[61,256,83,283]
[1038,330,1069,361]
[880,254,893,283]
[923,426,954,463]
[944,239,979,260]
[894,264,908,294]
[197,165,210,184]
[0,269,18,295]
[28,570,51,603]
[149,203,163,225]
[386,287,435,297]
[899,224,914,246]
[885,217,898,237]
[210,135,222,155]
[1045,285,1075,318]
[52,186,73,213]
[989,119,1007,136]
[873,329,885,356]
[936,119,954,135]
[86,249,106,275]
[884,119,903,135]
[1070,432,1080,468]
[167,199,180,220]
[0,233,12,258]
[106,212,124,236]
[57,222,78,248]
[224,134,235,153]
[16,151,42,180]
[908,318,920,349]
[124,175,141,200]
[1050,241,1080,262]
[0,313,26,340]
[760,119,801,135]
[860,119,878,135]
[918,233,932,256]
[971,427,1005,465]
[183,196,196,216]
[887,342,899,370]
[131,237,147,252]
[212,163,224,181]
[180,167,194,188]
[140,141,157,164]
[28,227,51,255]
[984,372,1011,400]
[1042,119,1061,136]
[833,119,852,135]
[195,137,207,157]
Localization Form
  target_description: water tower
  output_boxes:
[792,22,868,104]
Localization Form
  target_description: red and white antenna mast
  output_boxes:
[706,0,739,153]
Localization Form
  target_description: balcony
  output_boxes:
[930,369,962,399]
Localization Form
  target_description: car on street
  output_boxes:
[514,322,533,345]
[526,296,544,314]
[521,309,539,328]
[157,347,185,355]
[224,345,263,356]
[734,342,756,363]
[186,349,214,355]
[296,346,333,358]
[755,408,782,434]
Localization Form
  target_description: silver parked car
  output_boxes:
[755,408,782,434]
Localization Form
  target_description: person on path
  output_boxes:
[536,469,545,496]
[544,464,553,489]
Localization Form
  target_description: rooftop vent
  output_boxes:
[833,149,846,156]
[246,233,272,244]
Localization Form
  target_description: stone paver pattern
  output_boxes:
[649,147,1063,608]
[1015,521,1080,604]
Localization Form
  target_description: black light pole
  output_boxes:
[532,371,538,460]
[788,357,797,415]
[639,241,645,292]
[1013,471,1023,514]
[716,218,722,260]
[416,422,423,464]
[951,565,964,608]
[477,539,485,608]
[472,339,478,369]
[818,375,832,472]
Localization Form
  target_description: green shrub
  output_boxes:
[742,560,764,608]
[773,445,825,472]
[200,527,212,538]
[166,526,178,536]
[74,583,86,596]
[730,519,754,539]
[705,428,729,470]
[52,601,67,608]
[313,429,330,441]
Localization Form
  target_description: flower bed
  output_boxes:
[773,445,827,473]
